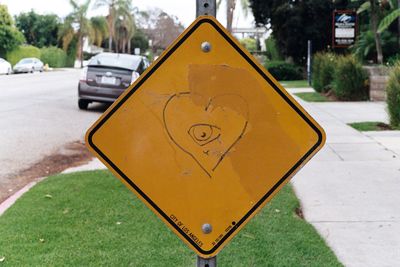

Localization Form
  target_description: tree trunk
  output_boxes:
[108,37,113,52]
[128,39,131,54]
[122,38,126,53]
[370,0,383,64]
[78,33,83,68]
[226,0,236,32]
[398,0,400,49]
[108,6,114,52]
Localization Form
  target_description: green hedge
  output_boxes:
[40,47,67,68]
[312,52,336,93]
[386,63,400,127]
[6,45,40,66]
[332,56,368,101]
[265,61,303,80]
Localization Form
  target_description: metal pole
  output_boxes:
[197,256,217,267]
[195,1,217,265]
[196,0,217,17]
[307,40,312,86]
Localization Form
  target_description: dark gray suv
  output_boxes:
[78,53,150,110]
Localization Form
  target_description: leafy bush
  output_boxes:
[240,38,257,52]
[265,36,282,61]
[0,26,25,58]
[332,56,368,101]
[386,54,400,66]
[352,30,398,64]
[6,45,40,66]
[264,61,303,80]
[386,63,400,127]
[312,52,336,93]
[40,46,67,68]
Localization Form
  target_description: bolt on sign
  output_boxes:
[332,10,357,48]
[86,16,326,258]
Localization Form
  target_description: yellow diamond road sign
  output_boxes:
[86,16,326,258]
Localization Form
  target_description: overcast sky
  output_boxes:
[2,0,255,28]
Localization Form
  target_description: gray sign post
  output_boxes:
[195,1,217,266]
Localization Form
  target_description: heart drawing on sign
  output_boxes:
[163,92,249,177]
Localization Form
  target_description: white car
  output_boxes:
[0,58,12,75]
[13,58,44,73]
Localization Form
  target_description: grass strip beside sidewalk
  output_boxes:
[294,92,330,102]
[279,80,309,88]
[0,170,342,266]
[349,121,400,131]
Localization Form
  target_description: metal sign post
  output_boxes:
[196,0,217,17]
[196,2,217,266]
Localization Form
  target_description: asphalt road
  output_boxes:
[0,69,103,185]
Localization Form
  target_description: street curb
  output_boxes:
[0,159,106,217]
[0,177,45,217]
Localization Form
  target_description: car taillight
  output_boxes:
[80,67,88,82]
[131,71,140,84]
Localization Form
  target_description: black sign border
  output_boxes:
[87,17,324,255]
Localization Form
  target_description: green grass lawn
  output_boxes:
[294,92,330,102]
[279,80,309,88]
[0,171,342,266]
[348,121,400,131]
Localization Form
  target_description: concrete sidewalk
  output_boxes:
[290,95,400,267]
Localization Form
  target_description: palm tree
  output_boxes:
[114,3,135,53]
[94,0,132,52]
[90,16,109,47]
[217,0,249,32]
[355,0,388,64]
[60,0,92,68]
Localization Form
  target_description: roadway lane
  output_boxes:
[0,69,102,185]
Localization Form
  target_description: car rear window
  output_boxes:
[88,54,142,71]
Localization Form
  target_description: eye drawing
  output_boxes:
[188,124,221,146]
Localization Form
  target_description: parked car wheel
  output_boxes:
[78,99,89,110]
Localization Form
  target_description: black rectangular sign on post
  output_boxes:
[332,10,357,48]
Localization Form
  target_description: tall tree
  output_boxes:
[355,0,395,64]
[0,4,24,57]
[217,0,249,32]
[94,0,132,52]
[15,11,60,48]
[143,10,184,51]
[90,16,108,47]
[60,0,92,68]
[114,3,135,53]
[250,0,333,64]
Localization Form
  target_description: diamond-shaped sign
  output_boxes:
[86,16,325,258]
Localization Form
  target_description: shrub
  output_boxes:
[312,52,336,93]
[332,56,368,101]
[265,36,282,61]
[264,61,303,80]
[6,45,40,66]
[40,46,67,68]
[386,63,400,127]
[240,38,257,52]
